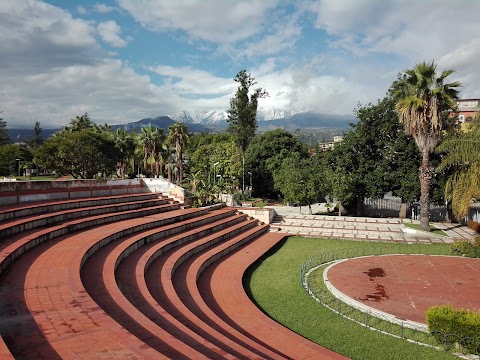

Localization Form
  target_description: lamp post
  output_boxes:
[247,171,252,196]
[213,162,219,185]
[16,158,21,178]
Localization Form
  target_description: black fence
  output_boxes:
[362,198,448,222]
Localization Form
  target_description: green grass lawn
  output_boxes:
[403,222,448,236]
[245,237,456,360]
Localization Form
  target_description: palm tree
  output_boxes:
[391,61,461,231]
[113,129,136,178]
[139,125,166,177]
[436,124,480,220]
[167,122,189,185]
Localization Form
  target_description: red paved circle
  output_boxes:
[326,255,480,324]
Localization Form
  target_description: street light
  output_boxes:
[16,158,21,178]
[213,162,219,185]
[247,171,252,195]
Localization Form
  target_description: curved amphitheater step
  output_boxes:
[270,213,456,243]
[0,196,350,359]
[0,194,170,239]
[0,206,212,359]
[200,232,348,360]
[0,194,188,359]
[82,207,248,359]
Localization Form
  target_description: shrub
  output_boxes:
[426,305,480,354]
[450,240,480,258]
[253,199,268,208]
[467,220,480,234]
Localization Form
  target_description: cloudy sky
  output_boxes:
[1,0,479,128]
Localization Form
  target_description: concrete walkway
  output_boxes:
[268,204,477,243]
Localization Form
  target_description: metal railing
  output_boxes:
[300,246,480,356]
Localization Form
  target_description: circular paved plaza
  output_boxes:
[326,255,480,324]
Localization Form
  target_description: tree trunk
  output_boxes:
[419,149,432,231]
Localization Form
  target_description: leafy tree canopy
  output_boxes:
[272,152,326,213]
[328,96,421,213]
[244,129,307,197]
[34,129,119,179]
[0,144,31,177]
[189,134,242,186]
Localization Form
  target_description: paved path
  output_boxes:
[268,204,477,243]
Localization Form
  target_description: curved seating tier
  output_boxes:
[0,191,346,359]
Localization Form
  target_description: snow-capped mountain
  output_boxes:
[170,110,228,125]
[169,108,294,124]
[168,108,355,129]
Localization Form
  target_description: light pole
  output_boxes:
[16,158,21,177]
[248,171,252,196]
[213,162,219,185]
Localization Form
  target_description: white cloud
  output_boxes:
[76,5,87,14]
[147,65,235,96]
[3,60,182,128]
[0,1,98,75]
[117,0,278,43]
[97,20,127,47]
[93,3,115,13]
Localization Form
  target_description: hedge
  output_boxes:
[426,304,480,354]
[451,238,480,258]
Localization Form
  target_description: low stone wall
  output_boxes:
[237,207,276,224]
[0,179,143,206]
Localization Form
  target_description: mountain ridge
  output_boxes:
[7,110,356,141]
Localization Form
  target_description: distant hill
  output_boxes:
[6,111,356,141]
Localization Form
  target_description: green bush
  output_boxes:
[426,305,480,354]
[450,240,480,258]
[253,199,268,208]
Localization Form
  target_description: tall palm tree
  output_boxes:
[436,123,480,220]
[139,124,166,177]
[167,122,189,185]
[113,129,136,178]
[391,61,461,231]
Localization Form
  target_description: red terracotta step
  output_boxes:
[0,202,181,273]
[0,192,160,222]
[85,209,246,358]
[204,232,349,360]
[2,210,209,359]
[0,197,170,239]
[181,226,283,359]
[114,210,250,357]
[148,219,266,359]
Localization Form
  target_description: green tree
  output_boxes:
[0,113,10,146]
[34,129,119,179]
[328,96,421,214]
[391,61,460,230]
[0,144,30,176]
[138,124,166,177]
[189,134,242,187]
[167,122,189,185]
[244,129,307,197]
[64,113,94,132]
[436,123,480,219]
[227,70,268,153]
[272,153,325,214]
[113,129,136,178]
